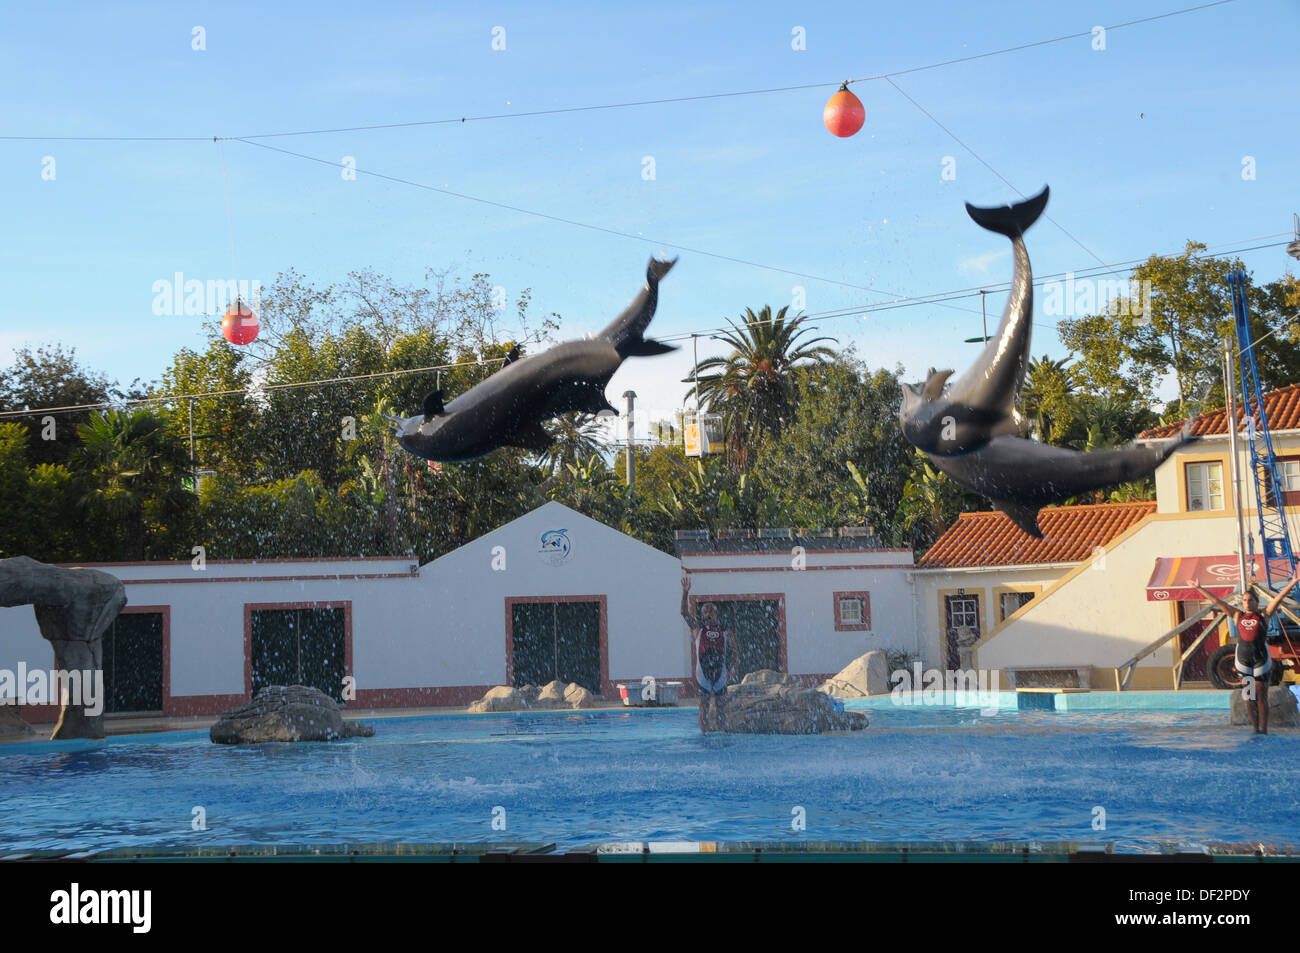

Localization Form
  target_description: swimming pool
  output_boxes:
[2,701,1296,855]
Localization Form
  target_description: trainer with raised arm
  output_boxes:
[681,573,739,733]
[1191,571,1300,734]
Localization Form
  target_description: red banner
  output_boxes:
[1145,554,1272,602]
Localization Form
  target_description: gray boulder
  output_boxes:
[0,555,126,740]
[0,703,35,738]
[468,686,526,712]
[564,683,596,708]
[720,670,869,734]
[1230,685,1300,728]
[820,651,890,699]
[467,682,598,712]
[210,685,375,744]
[536,680,568,707]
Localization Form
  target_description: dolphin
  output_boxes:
[924,424,1195,538]
[394,257,678,463]
[899,186,1050,456]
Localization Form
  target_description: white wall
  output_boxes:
[421,501,685,686]
[978,514,1241,674]
[910,566,1073,669]
[682,548,915,677]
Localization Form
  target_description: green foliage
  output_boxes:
[685,305,837,469]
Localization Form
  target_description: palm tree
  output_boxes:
[539,413,608,476]
[684,306,837,469]
[76,409,192,560]
[1018,355,1078,444]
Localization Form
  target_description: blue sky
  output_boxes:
[2,0,1296,435]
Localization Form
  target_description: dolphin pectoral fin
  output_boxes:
[584,392,617,415]
[993,499,1044,539]
[422,390,445,421]
[505,420,555,453]
[965,186,1050,238]
[921,369,954,401]
[620,338,677,357]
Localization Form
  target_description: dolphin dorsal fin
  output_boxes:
[921,369,954,401]
[422,390,445,420]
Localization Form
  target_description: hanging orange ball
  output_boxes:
[824,84,865,138]
[222,300,259,345]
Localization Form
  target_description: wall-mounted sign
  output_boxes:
[539,528,572,566]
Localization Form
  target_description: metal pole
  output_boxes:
[980,290,988,341]
[623,390,637,494]
[188,398,196,489]
[1225,341,1249,591]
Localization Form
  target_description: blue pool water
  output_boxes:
[2,702,1297,854]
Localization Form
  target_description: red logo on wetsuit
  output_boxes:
[1238,612,1263,642]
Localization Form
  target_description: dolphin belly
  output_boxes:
[927,429,1191,537]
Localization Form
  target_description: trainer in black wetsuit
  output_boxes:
[1192,572,1300,735]
[681,573,739,733]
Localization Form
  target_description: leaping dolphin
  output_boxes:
[899,186,1049,456]
[395,257,678,463]
[924,425,1195,538]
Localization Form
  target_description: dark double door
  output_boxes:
[250,607,346,701]
[707,599,782,679]
[102,611,165,714]
[510,600,601,694]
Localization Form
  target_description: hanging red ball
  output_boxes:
[824,86,865,138]
[222,301,259,345]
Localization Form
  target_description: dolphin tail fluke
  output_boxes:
[646,256,677,285]
[965,186,1050,238]
[603,256,678,357]
[994,499,1044,539]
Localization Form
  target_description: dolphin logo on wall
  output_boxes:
[924,424,1196,538]
[539,528,571,565]
[899,186,1049,456]
[395,257,678,462]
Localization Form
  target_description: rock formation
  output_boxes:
[1229,685,1300,728]
[467,681,597,712]
[0,556,126,740]
[819,651,890,699]
[720,670,869,734]
[210,685,375,744]
[0,703,35,738]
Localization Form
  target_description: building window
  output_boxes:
[833,591,871,632]
[999,591,1034,621]
[1185,461,1224,512]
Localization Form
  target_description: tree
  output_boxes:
[900,455,982,552]
[540,413,609,477]
[1018,355,1078,445]
[1057,244,1299,414]
[753,356,912,541]
[75,409,194,560]
[685,306,837,469]
[0,344,116,467]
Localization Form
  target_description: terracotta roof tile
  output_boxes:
[916,501,1156,569]
[1139,382,1300,440]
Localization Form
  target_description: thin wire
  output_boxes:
[3,237,1286,421]
[216,139,240,290]
[232,136,978,316]
[0,0,1240,143]
[885,77,1107,267]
